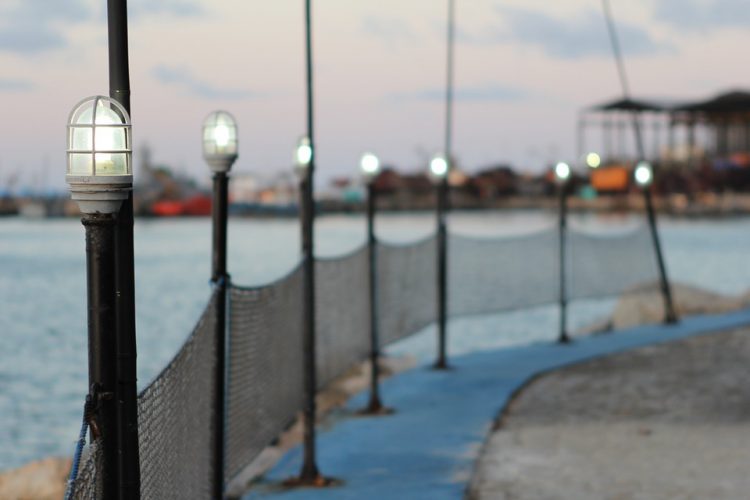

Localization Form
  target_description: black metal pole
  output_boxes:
[558,183,570,344]
[643,186,677,323]
[106,1,141,498]
[435,178,449,370]
[434,0,454,371]
[211,172,229,499]
[299,171,320,482]
[445,0,455,159]
[299,0,322,482]
[362,183,388,413]
[601,0,677,325]
[82,214,119,500]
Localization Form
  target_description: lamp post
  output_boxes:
[294,135,325,483]
[430,154,450,370]
[67,95,132,499]
[358,153,391,415]
[105,3,141,497]
[202,110,238,499]
[633,161,677,323]
[554,161,572,344]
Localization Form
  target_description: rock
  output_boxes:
[578,282,750,335]
[610,282,750,330]
[0,457,71,500]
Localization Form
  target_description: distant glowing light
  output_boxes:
[586,152,601,169]
[430,155,449,178]
[555,161,571,182]
[296,137,312,167]
[360,152,380,177]
[634,161,653,187]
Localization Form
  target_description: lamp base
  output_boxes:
[66,175,132,215]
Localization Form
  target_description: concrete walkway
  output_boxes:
[242,309,750,499]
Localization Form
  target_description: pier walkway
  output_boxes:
[242,308,750,499]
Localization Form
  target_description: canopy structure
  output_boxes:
[588,97,673,113]
[676,90,750,115]
[579,89,750,168]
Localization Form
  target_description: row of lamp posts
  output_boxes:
[63,0,457,495]
[64,96,676,498]
[64,92,454,495]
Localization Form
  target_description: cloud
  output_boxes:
[0,0,91,54]
[488,7,671,59]
[128,0,204,20]
[390,83,527,102]
[0,78,33,91]
[362,16,416,45]
[653,0,750,32]
[151,65,254,100]
[0,0,203,55]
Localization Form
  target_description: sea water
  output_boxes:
[2,211,750,470]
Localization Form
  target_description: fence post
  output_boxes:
[638,166,678,324]
[558,177,571,344]
[435,176,449,369]
[362,182,391,414]
[211,171,229,499]
[429,155,450,370]
[106,1,142,497]
[203,111,239,499]
[83,215,120,499]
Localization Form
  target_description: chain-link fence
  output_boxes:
[568,223,660,300]
[71,222,663,496]
[377,236,439,346]
[72,293,218,499]
[224,265,305,483]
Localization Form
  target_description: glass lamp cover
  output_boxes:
[68,96,131,177]
[203,111,238,157]
[430,156,449,178]
[635,162,653,186]
[361,153,380,178]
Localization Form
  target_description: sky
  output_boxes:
[1,0,749,192]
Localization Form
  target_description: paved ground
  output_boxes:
[240,309,750,500]
[469,326,750,500]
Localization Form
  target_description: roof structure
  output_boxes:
[675,90,750,114]
[588,97,673,112]
[587,90,750,116]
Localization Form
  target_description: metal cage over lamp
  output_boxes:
[66,95,132,214]
[203,111,238,172]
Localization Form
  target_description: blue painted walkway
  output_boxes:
[243,309,750,499]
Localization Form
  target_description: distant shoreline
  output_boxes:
[5,192,750,219]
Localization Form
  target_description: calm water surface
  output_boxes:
[2,211,750,470]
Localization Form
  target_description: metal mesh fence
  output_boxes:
[225,266,305,483]
[71,219,664,497]
[315,246,370,388]
[449,229,561,317]
[70,442,100,499]
[568,223,660,300]
[447,224,659,318]
[377,236,438,346]
[137,292,218,499]
[72,293,218,499]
